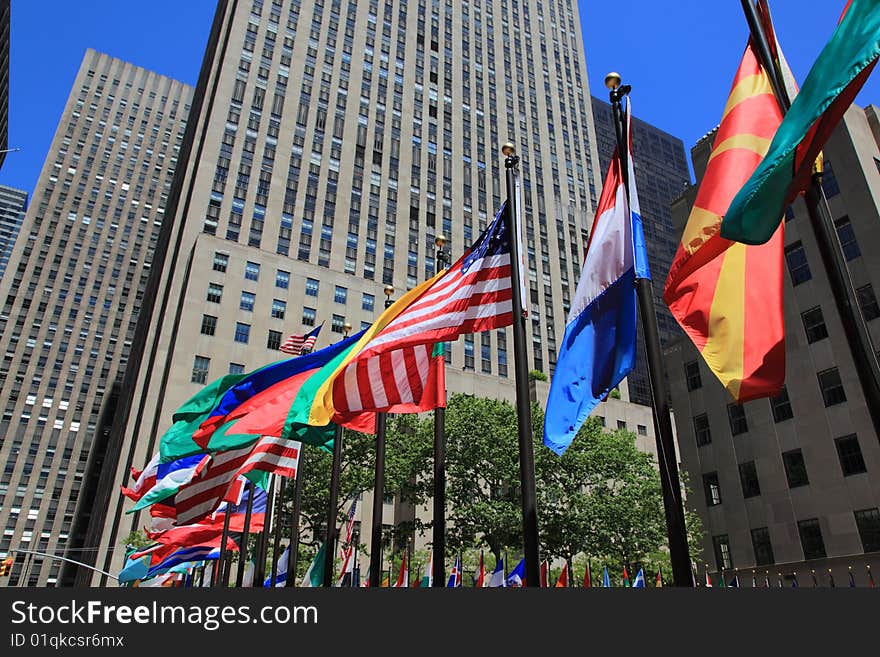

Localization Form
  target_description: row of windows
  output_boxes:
[712,507,880,570]
[702,434,867,508]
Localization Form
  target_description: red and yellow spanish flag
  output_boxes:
[663,37,785,402]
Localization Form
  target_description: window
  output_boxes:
[785,241,812,286]
[770,386,794,422]
[276,269,290,289]
[305,277,319,297]
[739,461,761,498]
[751,527,775,566]
[228,363,245,375]
[271,299,286,320]
[362,292,375,312]
[240,291,255,312]
[637,424,647,436]
[191,355,210,384]
[712,535,732,570]
[835,434,867,476]
[798,519,827,560]
[200,314,217,336]
[245,261,260,281]
[234,322,250,344]
[302,307,316,326]
[857,284,880,321]
[727,403,748,435]
[332,314,345,334]
[213,252,228,272]
[617,420,627,430]
[207,283,223,303]
[685,360,702,391]
[834,217,861,260]
[334,285,347,304]
[854,508,880,553]
[821,161,840,197]
[782,449,810,488]
[693,414,711,446]
[801,307,828,343]
[267,330,282,350]
[818,368,846,406]
[703,472,721,506]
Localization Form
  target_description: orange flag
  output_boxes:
[555,563,569,588]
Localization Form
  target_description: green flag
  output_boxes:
[301,542,326,587]
[721,0,880,244]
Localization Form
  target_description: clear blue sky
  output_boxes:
[1,0,877,193]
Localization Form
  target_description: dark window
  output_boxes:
[727,403,748,435]
[693,414,712,446]
[854,508,880,553]
[275,269,290,289]
[305,277,319,297]
[751,527,775,566]
[834,217,861,260]
[362,293,375,312]
[798,519,827,560]
[228,363,245,375]
[857,284,880,321]
[267,330,282,350]
[739,461,761,498]
[271,299,286,320]
[200,314,217,336]
[617,420,627,430]
[302,307,316,326]
[782,449,809,488]
[213,252,229,272]
[801,307,828,343]
[770,386,794,422]
[821,161,840,197]
[818,368,846,406]
[207,283,223,303]
[703,472,722,506]
[712,535,732,570]
[637,424,647,436]
[245,261,260,281]
[332,314,345,334]
[685,360,702,391]
[785,242,812,286]
[234,322,250,344]
[191,356,210,384]
[835,434,867,476]
[240,291,255,312]
[334,286,347,304]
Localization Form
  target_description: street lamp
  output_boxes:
[384,284,394,309]
[435,234,449,272]
[343,322,352,338]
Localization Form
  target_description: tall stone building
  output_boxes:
[592,96,690,406]
[0,50,192,585]
[667,103,880,586]
[88,0,614,583]
[0,184,27,280]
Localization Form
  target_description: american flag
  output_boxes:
[332,204,513,415]
[342,500,357,551]
[280,323,323,355]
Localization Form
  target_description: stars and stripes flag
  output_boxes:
[339,500,357,558]
[280,323,323,355]
[173,436,301,526]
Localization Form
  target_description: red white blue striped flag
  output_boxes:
[280,323,323,355]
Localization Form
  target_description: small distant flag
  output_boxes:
[704,567,713,588]
[507,558,525,587]
[791,572,799,588]
[728,573,740,588]
[828,569,836,588]
[300,542,326,588]
[447,555,462,588]
[655,568,663,588]
[265,545,289,587]
[632,568,646,588]
[474,551,486,588]
[488,558,506,588]
[868,566,875,588]
[280,323,323,355]
[622,566,631,588]
[849,568,856,588]
[603,566,611,588]
[393,553,409,588]
[540,560,549,588]
[340,499,358,558]
[420,552,433,588]
[811,569,818,587]
[753,571,759,588]
[584,561,592,588]
[555,562,569,588]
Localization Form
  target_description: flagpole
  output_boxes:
[604,75,692,588]
[322,424,345,587]
[254,474,275,587]
[270,478,287,586]
[235,480,256,587]
[501,142,541,588]
[212,501,233,587]
[286,449,306,588]
[740,0,880,437]
[432,235,449,587]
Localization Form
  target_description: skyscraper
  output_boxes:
[0,184,27,280]
[667,104,880,586]
[88,0,607,583]
[591,96,690,406]
[0,50,192,586]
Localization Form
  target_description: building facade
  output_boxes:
[667,104,880,586]
[592,96,690,406]
[0,184,27,280]
[0,50,192,585]
[88,0,615,583]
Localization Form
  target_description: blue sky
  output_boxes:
[1,0,877,193]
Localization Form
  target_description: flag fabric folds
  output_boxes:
[488,558,506,588]
[540,560,549,588]
[120,453,160,501]
[301,543,326,588]
[632,568,645,588]
[507,558,525,587]
[583,561,592,588]
[663,34,787,402]
[555,562,569,588]
[420,552,433,588]
[393,553,409,588]
[722,0,880,245]
[602,567,611,588]
[130,454,211,511]
[655,568,663,588]
[447,556,462,588]
[475,551,486,588]
[280,323,323,355]
[543,101,648,455]
[265,545,289,587]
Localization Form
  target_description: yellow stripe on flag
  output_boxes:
[680,206,722,255]
[721,73,774,121]
[707,134,773,164]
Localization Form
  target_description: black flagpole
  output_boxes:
[235,480,256,587]
[605,74,692,587]
[212,500,233,587]
[323,424,344,587]
[740,0,880,437]
[270,478,287,586]
[433,235,449,587]
[501,142,541,587]
[286,449,306,587]
[254,474,275,587]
